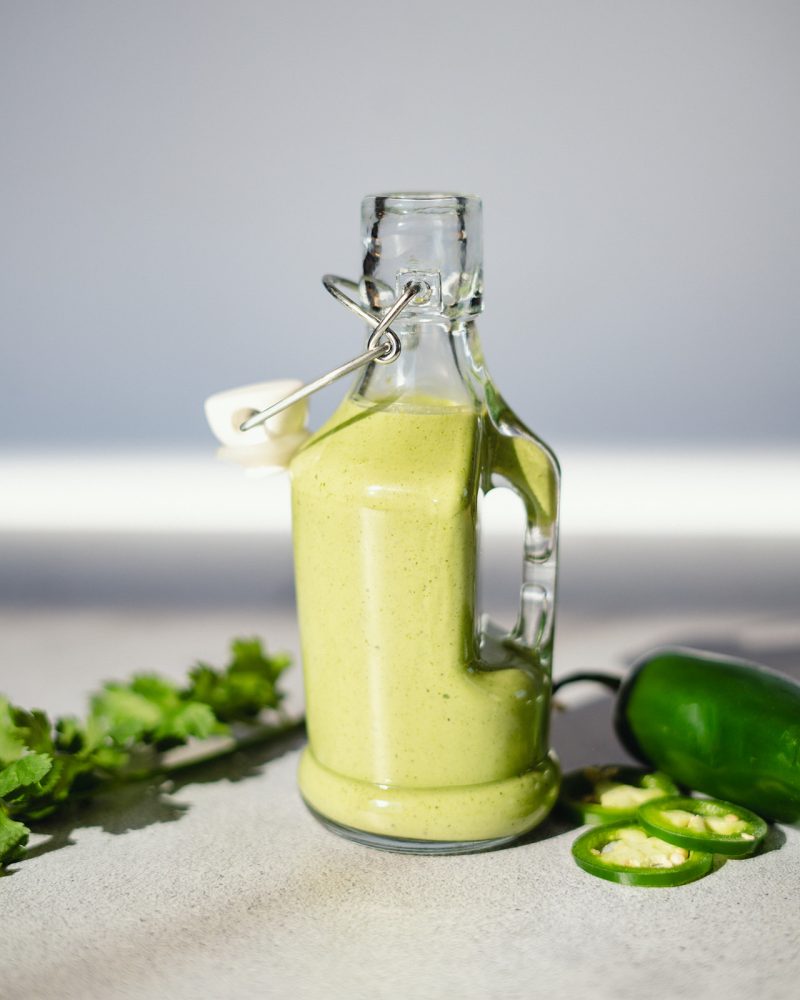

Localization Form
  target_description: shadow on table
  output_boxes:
[19,721,307,870]
[14,628,799,868]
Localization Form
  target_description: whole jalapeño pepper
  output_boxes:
[555,647,800,824]
[615,648,800,824]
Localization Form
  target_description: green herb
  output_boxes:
[0,753,52,798]
[0,638,292,873]
[188,638,291,722]
[0,812,30,866]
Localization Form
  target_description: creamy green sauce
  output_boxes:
[290,394,557,842]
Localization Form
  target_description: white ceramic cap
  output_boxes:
[204,379,310,468]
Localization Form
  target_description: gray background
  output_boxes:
[1,0,798,449]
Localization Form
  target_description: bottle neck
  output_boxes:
[356,193,486,409]
[354,316,484,410]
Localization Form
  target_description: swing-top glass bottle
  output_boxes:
[290,192,561,853]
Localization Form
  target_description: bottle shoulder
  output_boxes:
[289,392,559,525]
[289,395,483,511]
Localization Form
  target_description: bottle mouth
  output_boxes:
[361,192,484,317]
[364,192,481,215]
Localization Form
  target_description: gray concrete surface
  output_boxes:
[1,538,799,999]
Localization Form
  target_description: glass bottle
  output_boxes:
[290,193,560,853]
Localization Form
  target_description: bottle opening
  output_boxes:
[369,192,481,215]
[361,192,483,317]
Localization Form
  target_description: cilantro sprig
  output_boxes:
[0,638,292,873]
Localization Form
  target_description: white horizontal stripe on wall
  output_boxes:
[1,449,798,537]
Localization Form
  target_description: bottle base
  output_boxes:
[298,746,560,852]
[303,802,522,854]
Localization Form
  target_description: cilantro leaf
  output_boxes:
[9,707,55,756]
[90,681,171,744]
[0,753,52,798]
[0,811,30,868]
[0,698,29,765]
[15,753,102,821]
[157,701,217,743]
[89,674,219,750]
[54,716,87,754]
[188,638,290,721]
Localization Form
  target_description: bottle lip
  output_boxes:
[360,192,483,316]
[363,192,481,214]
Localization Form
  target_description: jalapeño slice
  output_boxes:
[637,796,767,857]
[559,765,680,825]
[572,821,713,887]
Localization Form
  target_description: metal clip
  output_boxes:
[238,275,421,433]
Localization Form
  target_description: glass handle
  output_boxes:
[479,420,560,680]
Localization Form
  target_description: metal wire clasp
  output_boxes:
[238,275,421,433]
